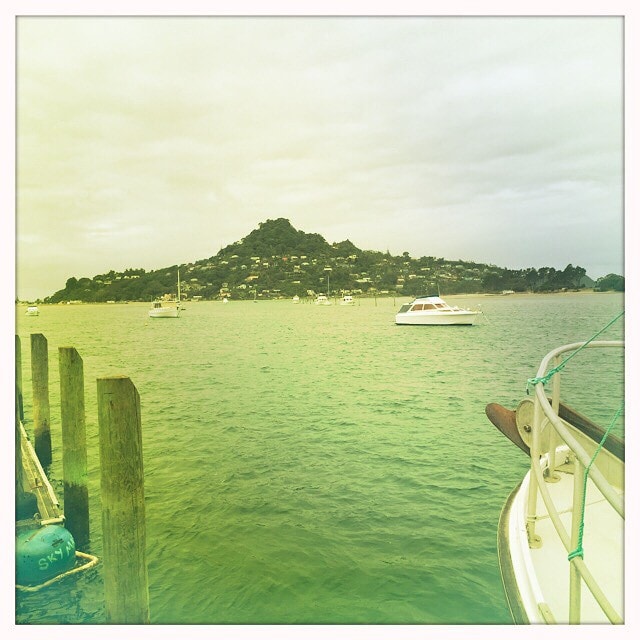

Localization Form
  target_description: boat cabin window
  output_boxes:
[398,304,411,313]
[410,302,441,311]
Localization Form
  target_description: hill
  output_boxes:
[42,218,621,303]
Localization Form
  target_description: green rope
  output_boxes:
[567,402,624,562]
[526,310,624,394]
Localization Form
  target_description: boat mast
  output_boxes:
[177,269,181,307]
[322,266,333,299]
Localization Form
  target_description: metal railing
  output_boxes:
[526,340,624,624]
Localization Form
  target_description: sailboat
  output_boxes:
[315,273,332,305]
[148,270,181,318]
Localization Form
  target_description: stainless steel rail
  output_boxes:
[527,341,624,624]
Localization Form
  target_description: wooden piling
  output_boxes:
[97,376,150,624]
[30,333,52,467]
[16,335,24,421]
[59,347,90,548]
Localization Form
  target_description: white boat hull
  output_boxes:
[395,296,480,325]
[395,311,478,325]
[148,306,179,318]
[499,458,623,624]
[148,269,182,318]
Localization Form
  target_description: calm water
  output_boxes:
[14,293,624,625]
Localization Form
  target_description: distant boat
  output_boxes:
[315,294,331,306]
[25,306,39,317]
[292,295,300,304]
[340,295,355,306]
[395,296,480,325]
[149,270,181,318]
[222,297,229,304]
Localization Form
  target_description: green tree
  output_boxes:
[595,274,624,292]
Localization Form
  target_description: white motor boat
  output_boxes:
[148,300,179,318]
[25,306,40,316]
[340,295,355,306]
[292,295,300,304]
[315,294,331,306]
[486,338,624,624]
[394,296,480,325]
[149,270,181,318]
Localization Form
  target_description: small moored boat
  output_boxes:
[395,296,480,325]
[25,306,39,316]
[315,294,331,306]
[486,334,624,624]
[149,270,181,318]
[149,300,180,318]
[340,295,355,306]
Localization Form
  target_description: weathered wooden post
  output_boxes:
[97,376,150,624]
[59,346,90,548]
[16,335,24,421]
[30,333,52,467]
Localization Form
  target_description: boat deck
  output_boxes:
[510,467,623,623]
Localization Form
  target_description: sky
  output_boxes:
[9,11,627,301]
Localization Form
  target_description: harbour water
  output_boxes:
[14,292,624,625]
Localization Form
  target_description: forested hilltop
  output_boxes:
[41,218,623,303]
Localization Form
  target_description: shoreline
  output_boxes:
[444,289,621,299]
[16,289,624,306]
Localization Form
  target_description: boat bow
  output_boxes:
[489,339,624,624]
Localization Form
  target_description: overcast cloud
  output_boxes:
[15,15,624,300]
